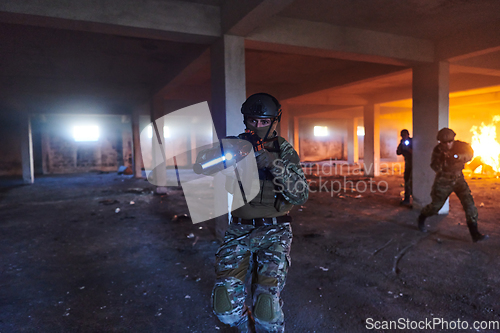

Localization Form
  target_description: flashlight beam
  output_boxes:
[201,155,226,169]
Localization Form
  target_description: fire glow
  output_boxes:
[469,116,500,174]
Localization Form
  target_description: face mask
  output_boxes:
[246,123,271,139]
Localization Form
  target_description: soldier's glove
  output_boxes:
[255,149,276,169]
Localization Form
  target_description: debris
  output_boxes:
[319,266,329,272]
[117,166,133,175]
[436,238,442,244]
[392,243,415,275]
[192,236,199,246]
[371,238,393,256]
[115,208,120,213]
[130,201,135,205]
[99,199,119,205]
[196,277,201,282]
[155,187,168,195]
[79,286,85,290]
[125,188,145,194]
[354,195,363,199]
[187,233,195,239]
[198,226,203,229]
[480,202,485,207]
[185,295,191,299]
[172,214,190,222]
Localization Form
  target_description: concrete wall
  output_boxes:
[380,110,413,161]
[299,118,347,161]
[0,112,22,176]
[297,111,414,162]
[40,114,132,174]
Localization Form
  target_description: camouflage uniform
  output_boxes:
[420,140,478,227]
[212,135,308,332]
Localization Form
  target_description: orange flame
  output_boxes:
[469,116,500,173]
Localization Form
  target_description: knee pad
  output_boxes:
[254,293,277,322]
[213,286,232,313]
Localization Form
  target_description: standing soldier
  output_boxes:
[417,128,488,242]
[396,129,412,206]
[207,93,309,332]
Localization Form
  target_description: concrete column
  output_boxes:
[347,117,359,165]
[412,62,450,212]
[211,35,246,240]
[363,104,380,176]
[151,95,168,193]
[293,116,300,156]
[211,35,246,138]
[132,108,143,178]
[20,112,34,184]
[279,101,290,141]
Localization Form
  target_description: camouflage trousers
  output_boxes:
[403,165,412,198]
[421,174,478,226]
[212,222,292,332]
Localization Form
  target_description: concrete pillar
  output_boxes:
[132,108,143,178]
[293,116,300,156]
[279,101,290,141]
[412,62,450,212]
[211,35,246,138]
[20,112,34,184]
[363,104,380,177]
[150,95,168,193]
[347,117,359,165]
[211,34,246,240]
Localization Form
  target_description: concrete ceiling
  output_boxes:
[0,0,499,117]
[280,0,500,41]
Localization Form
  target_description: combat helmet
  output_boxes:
[437,128,456,142]
[241,93,282,120]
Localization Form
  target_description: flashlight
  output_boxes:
[404,140,410,146]
[194,151,235,174]
[193,139,253,175]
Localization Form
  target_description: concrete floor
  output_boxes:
[1,171,500,332]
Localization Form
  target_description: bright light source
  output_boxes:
[73,126,99,142]
[357,126,365,136]
[146,124,170,139]
[147,125,153,139]
[314,126,328,137]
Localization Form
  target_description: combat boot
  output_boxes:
[417,214,427,233]
[467,224,489,243]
